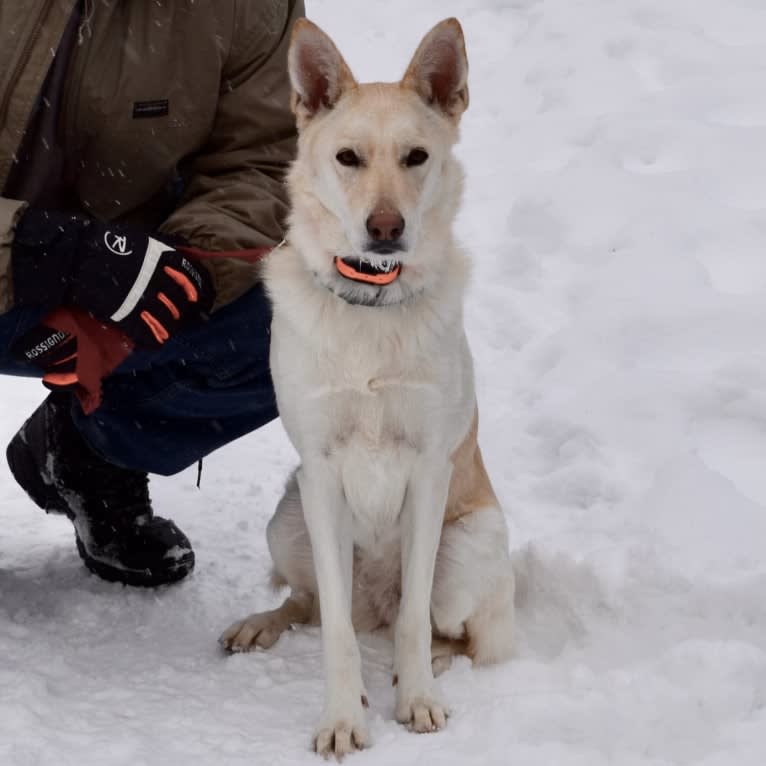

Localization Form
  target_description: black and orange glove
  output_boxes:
[12,208,214,348]
[10,323,79,392]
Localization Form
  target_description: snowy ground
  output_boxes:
[3,0,766,763]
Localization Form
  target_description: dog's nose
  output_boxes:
[366,211,405,242]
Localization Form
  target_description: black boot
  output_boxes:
[6,393,195,586]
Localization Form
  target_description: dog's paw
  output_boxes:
[395,690,450,733]
[431,653,453,678]
[219,611,289,653]
[313,711,369,759]
[430,637,461,678]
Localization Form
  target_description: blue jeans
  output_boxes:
[0,286,278,475]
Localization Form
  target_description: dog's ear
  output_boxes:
[402,18,469,123]
[288,19,357,125]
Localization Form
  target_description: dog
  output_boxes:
[220,17,515,758]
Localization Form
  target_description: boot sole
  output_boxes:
[76,536,195,588]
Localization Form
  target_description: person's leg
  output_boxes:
[4,285,277,586]
[7,389,196,585]
[72,283,278,476]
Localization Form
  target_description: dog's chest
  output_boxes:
[340,441,411,551]
[272,304,470,552]
[329,379,428,551]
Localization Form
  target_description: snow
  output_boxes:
[3,0,766,763]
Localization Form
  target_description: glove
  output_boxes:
[10,308,135,412]
[10,323,79,393]
[11,208,215,348]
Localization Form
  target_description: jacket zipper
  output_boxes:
[0,0,57,130]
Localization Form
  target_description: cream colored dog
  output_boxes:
[221,17,515,758]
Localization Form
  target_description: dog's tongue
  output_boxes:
[335,257,401,285]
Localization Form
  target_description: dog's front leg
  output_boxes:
[394,458,453,733]
[297,465,368,758]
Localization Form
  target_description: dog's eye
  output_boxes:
[405,148,429,167]
[336,149,361,167]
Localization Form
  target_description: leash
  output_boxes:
[177,244,276,264]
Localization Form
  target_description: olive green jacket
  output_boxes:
[0,0,302,315]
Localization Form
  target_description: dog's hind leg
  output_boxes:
[430,505,515,667]
[220,473,318,652]
[429,635,468,677]
[267,471,319,601]
[219,590,314,652]
[431,420,515,666]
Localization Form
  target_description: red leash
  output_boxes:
[177,245,273,264]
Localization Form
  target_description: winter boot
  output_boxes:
[6,392,194,586]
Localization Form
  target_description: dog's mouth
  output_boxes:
[334,257,402,286]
